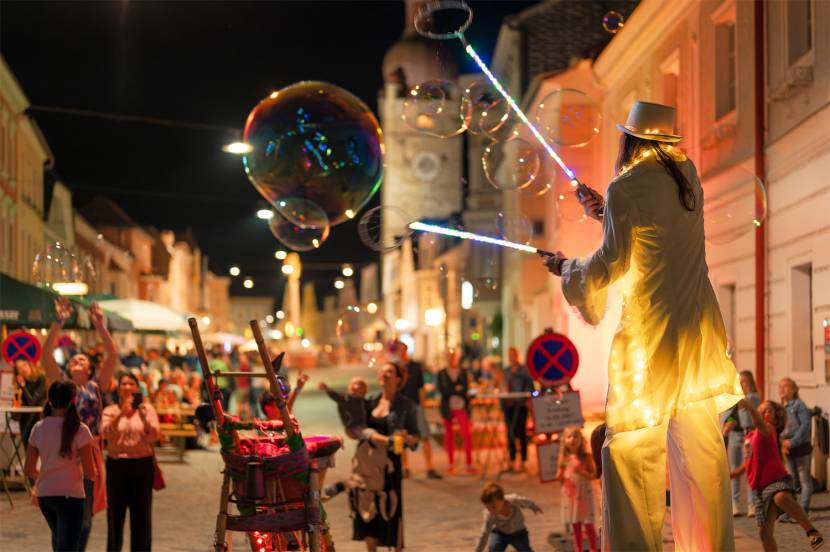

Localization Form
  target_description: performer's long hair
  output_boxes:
[615,133,697,212]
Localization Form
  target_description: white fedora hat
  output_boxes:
[616,101,682,143]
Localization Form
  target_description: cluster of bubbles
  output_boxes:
[32,241,95,294]
[243,81,384,251]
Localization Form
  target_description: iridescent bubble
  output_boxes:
[273,197,328,228]
[243,81,384,226]
[556,190,587,222]
[414,0,474,40]
[32,242,91,295]
[482,138,541,191]
[357,205,413,252]
[268,206,330,252]
[402,80,465,138]
[462,80,510,138]
[496,212,533,245]
[705,172,767,245]
[535,88,601,147]
[602,11,625,34]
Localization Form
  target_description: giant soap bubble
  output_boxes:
[243,81,384,226]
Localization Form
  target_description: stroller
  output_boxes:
[190,319,342,552]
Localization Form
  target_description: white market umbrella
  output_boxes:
[203,332,247,346]
[98,299,187,333]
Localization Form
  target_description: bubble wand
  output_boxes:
[409,221,556,256]
[414,0,602,224]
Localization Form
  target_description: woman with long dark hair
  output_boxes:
[25,380,96,551]
[544,102,742,551]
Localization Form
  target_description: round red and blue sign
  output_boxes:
[525,331,579,384]
[2,331,43,364]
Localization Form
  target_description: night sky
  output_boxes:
[1,0,535,301]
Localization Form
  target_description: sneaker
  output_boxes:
[426,469,443,480]
[779,515,796,524]
[446,465,457,475]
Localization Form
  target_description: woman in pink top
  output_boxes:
[101,371,160,552]
[25,381,96,552]
[731,399,823,551]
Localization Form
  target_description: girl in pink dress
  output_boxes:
[556,426,597,552]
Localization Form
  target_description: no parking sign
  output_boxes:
[2,331,42,364]
[525,330,579,385]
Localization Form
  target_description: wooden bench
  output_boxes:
[158,422,198,462]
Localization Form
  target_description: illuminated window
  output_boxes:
[787,0,813,66]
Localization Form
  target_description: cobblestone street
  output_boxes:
[2,366,828,551]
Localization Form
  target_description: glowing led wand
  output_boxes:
[409,221,556,257]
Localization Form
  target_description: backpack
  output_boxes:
[348,440,397,523]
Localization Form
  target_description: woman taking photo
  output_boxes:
[43,297,117,550]
[544,101,743,551]
[101,372,160,551]
[25,380,96,552]
[353,362,419,552]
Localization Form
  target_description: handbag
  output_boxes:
[152,454,166,491]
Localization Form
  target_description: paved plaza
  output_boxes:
[1,366,828,551]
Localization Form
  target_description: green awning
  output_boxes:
[0,273,56,327]
[0,273,133,331]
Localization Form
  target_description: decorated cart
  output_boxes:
[190,318,342,552]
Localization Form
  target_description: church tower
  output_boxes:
[378,0,464,345]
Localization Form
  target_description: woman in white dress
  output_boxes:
[544,101,742,552]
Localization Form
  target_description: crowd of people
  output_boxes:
[13,295,825,552]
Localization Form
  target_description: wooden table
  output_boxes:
[0,405,43,508]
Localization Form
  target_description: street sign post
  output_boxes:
[1,331,42,365]
[525,330,579,384]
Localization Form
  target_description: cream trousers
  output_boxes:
[601,398,734,551]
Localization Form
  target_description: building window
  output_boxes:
[791,263,813,373]
[715,22,737,119]
[787,0,812,66]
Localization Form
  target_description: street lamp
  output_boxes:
[229,266,240,277]
[334,279,345,290]
[222,141,253,154]
[265,315,274,324]
[243,278,254,289]
[366,302,378,314]
[341,264,354,277]
[257,209,274,220]
[281,264,295,276]
[201,316,211,326]
[276,310,285,320]
[275,250,287,260]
